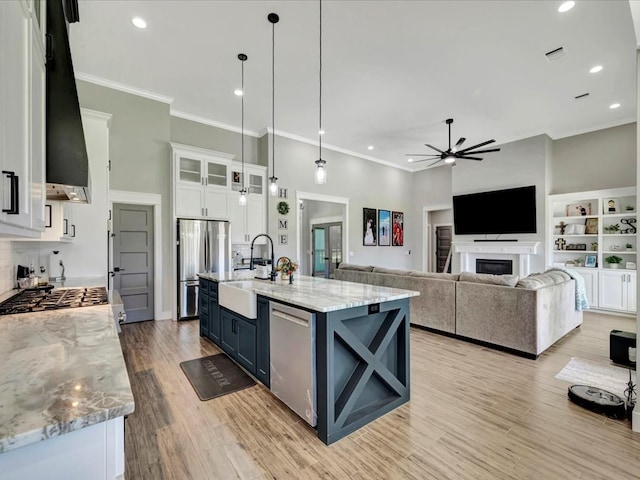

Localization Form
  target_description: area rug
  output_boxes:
[180,354,255,401]
[555,357,636,399]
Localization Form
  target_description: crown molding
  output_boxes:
[170,110,260,138]
[75,72,174,104]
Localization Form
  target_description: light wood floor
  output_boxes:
[120,311,640,479]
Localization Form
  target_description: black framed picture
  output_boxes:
[363,208,377,246]
[392,211,404,246]
[378,210,390,246]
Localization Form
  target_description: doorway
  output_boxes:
[312,222,343,278]
[113,203,155,322]
[435,225,452,273]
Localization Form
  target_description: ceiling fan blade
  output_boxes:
[460,156,483,161]
[457,139,495,153]
[406,153,440,157]
[425,144,445,154]
[425,158,445,168]
[461,148,501,154]
[454,137,466,148]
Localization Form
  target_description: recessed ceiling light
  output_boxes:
[234,89,243,96]
[318,129,325,135]
[367,146,374,150]
[558,1,575,13]
[131,17,147,29]
[609,103,621,109]
[407,158,414,163]
[589,65,603,74]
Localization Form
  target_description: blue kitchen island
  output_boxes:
[198,272,419,445]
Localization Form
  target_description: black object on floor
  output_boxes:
[610,330,636,367]
[180,354,255,401]
[568,385,626,419]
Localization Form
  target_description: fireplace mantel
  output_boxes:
[453,241,541,276]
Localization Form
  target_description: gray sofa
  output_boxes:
[335,264,583,358]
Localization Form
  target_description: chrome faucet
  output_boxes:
[250,234,277,282]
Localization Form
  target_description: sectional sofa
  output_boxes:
[335,264,583,358]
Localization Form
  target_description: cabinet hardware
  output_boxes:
[63,218,68,235]
[205,177,208,186]
[108,209,112,221]
[45,204,52,228]
[2,171,19,214]
[71,225,76,238]
[205,208,208,216]
[113,267,125,272]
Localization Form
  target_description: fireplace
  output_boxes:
[452,241,540,277]
[476,258,513,275]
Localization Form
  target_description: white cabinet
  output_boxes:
[0,0,46,237]
[598,270,636,313]
[172,144,233,219]
[574,268,598,307]
[228,163,267,244]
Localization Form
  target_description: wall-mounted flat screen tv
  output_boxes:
[453,185,537,235]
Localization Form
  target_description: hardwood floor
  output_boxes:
[120,312,640,479]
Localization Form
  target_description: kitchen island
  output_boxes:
[198,272,419,445]
[0,301,134,479]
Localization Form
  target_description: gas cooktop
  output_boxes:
[0,287,108,316]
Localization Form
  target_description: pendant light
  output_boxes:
[268,13,279,196]
[314,0,326,184]
[238,53,248,206]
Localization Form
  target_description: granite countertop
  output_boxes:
[200,272,420,312]
[0,304,135,453]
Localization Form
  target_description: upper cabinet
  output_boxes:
[172,144,234,220]
[0,0,46,237]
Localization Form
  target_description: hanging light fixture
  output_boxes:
[314,0,326,184]
[238,53,248,206]
[268,13,279,196]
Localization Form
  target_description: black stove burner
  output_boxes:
[0,287,108,315]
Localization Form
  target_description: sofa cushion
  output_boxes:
[516,270,571,289]
[408,271,460,281]
[458,272,520,287]
[337,263,374,272]
[372,267,407,275]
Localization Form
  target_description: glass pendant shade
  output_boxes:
[315,159,326,184]
[239,189,247,206]
[269,176,278,196]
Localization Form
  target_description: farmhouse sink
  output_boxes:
[218,281,258,319]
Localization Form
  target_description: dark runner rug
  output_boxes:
[180,354,255,401]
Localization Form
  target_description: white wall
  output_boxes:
[451,134,550,274]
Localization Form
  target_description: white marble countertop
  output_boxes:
[0,304,135,453]
[198,270,258,282]
[199,272,419,312]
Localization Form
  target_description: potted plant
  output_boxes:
[605,255,624,269]
[625,205,635,212]
[604,224,620,233]
[626,243,633,251]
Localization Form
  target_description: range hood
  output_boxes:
[46,0,90,204]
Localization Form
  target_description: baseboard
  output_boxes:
[155,310,172,320]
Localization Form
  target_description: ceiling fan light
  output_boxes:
[444,155,456,164]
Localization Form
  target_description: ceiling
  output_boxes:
[69,1,637,171]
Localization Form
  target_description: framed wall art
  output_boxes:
[585,255,597,268]
[566,203,591,216]
[392,211,404,246]
[603,198,618,214]
[363,208,377,246]
[584,217,598,234]
[378,210,390,246]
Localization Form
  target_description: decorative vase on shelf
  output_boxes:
[609,263,620,269]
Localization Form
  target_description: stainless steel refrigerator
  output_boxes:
[177,219,231,320]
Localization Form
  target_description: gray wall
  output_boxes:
[551,122,636,194]
[76,80,173,316]
[266,135,415,270]
[170,116,264,166]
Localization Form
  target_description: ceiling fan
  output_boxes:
[407,118,500,167]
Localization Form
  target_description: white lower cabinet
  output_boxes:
[598,270,636,313]
[575,268,598,307]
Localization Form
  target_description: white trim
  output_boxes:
[453,241,541,277]
[310,216,344,226]
[109,190,168,320]
[75,72,175,104]
[80,108,112,127]
[171,110,260,138]
[296,192,350,276]
[170,142,236,160]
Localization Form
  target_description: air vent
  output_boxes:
[575,93,590,99]
[545,46,565,61]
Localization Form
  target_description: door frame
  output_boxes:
[109,190,167,320]
[296,192,349,275]
[422,204,452,272]
[310,217,343,277]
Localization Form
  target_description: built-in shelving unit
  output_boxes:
[546,186,637,313]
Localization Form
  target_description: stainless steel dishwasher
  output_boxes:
[269,301,317,427]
